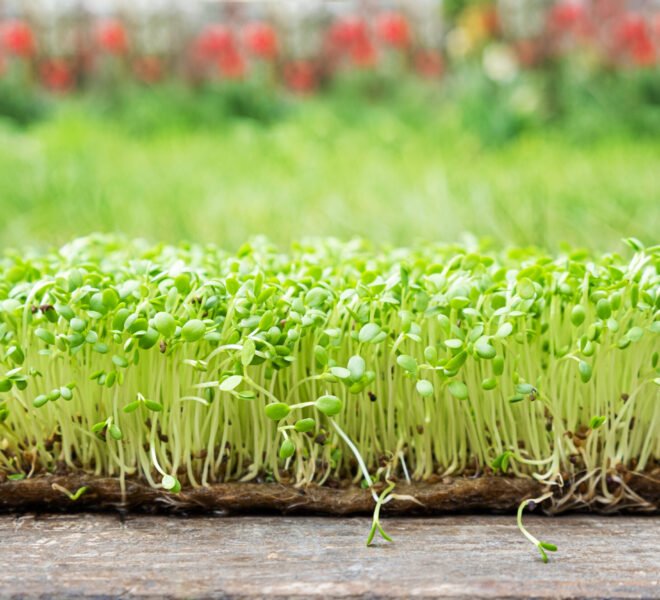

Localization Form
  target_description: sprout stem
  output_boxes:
[517,492,557,563]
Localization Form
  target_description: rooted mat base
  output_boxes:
[1,471,658,515]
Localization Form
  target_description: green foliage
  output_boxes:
[265,402,291,421]
[416,379,434,397]
[491,450,513,473]
[0,95,658,252]
[0,234,656,515]
[0,79,49,126]
[294,418,316,433]
[315,395,343,417]
[450,63,660,145]
[279,439,295,459]
[84,82,288,134]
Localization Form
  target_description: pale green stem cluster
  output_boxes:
[0,236,657,521]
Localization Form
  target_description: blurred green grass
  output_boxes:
[0,99,657,251]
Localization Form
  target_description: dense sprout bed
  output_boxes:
[0,236,658,526]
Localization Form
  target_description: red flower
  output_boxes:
[218,48,246,79]
[326,16,376,69]
[133,56,163,83]
[1,20,35,57]
[617,14,645,43]
[547,2,593,41]
[375,12,410,48]
[95,19,128,55]
[631,38,655,66]
[284,60,316,94]
[549,2,585,29]
[195,25,235,60]
[328,16,369,50]
[40,59,73,92]
[414,49,443,78]
[616,14,656,66]
[351,38,377,68]
[242,22,278,59]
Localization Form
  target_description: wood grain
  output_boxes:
[0,513,657,598]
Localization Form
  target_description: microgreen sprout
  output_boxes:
[123,392,163,414]
[0,235,656,538]
[52,483,89,502]
[491,451,514,473]
[517,493,558,563]
[161,474,181,493]
[366,481,396,546]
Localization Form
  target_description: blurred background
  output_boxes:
[0,0,658,251]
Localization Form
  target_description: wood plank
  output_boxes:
[0,514,658,598]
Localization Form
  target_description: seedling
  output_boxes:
[0,235,657,556]
[264,391,397,543]
[366,481,396,546]
[517,494,558,563]
[491,451,514,473]
[52,483,89,502]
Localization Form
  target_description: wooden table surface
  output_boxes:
[0,513,657,599]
